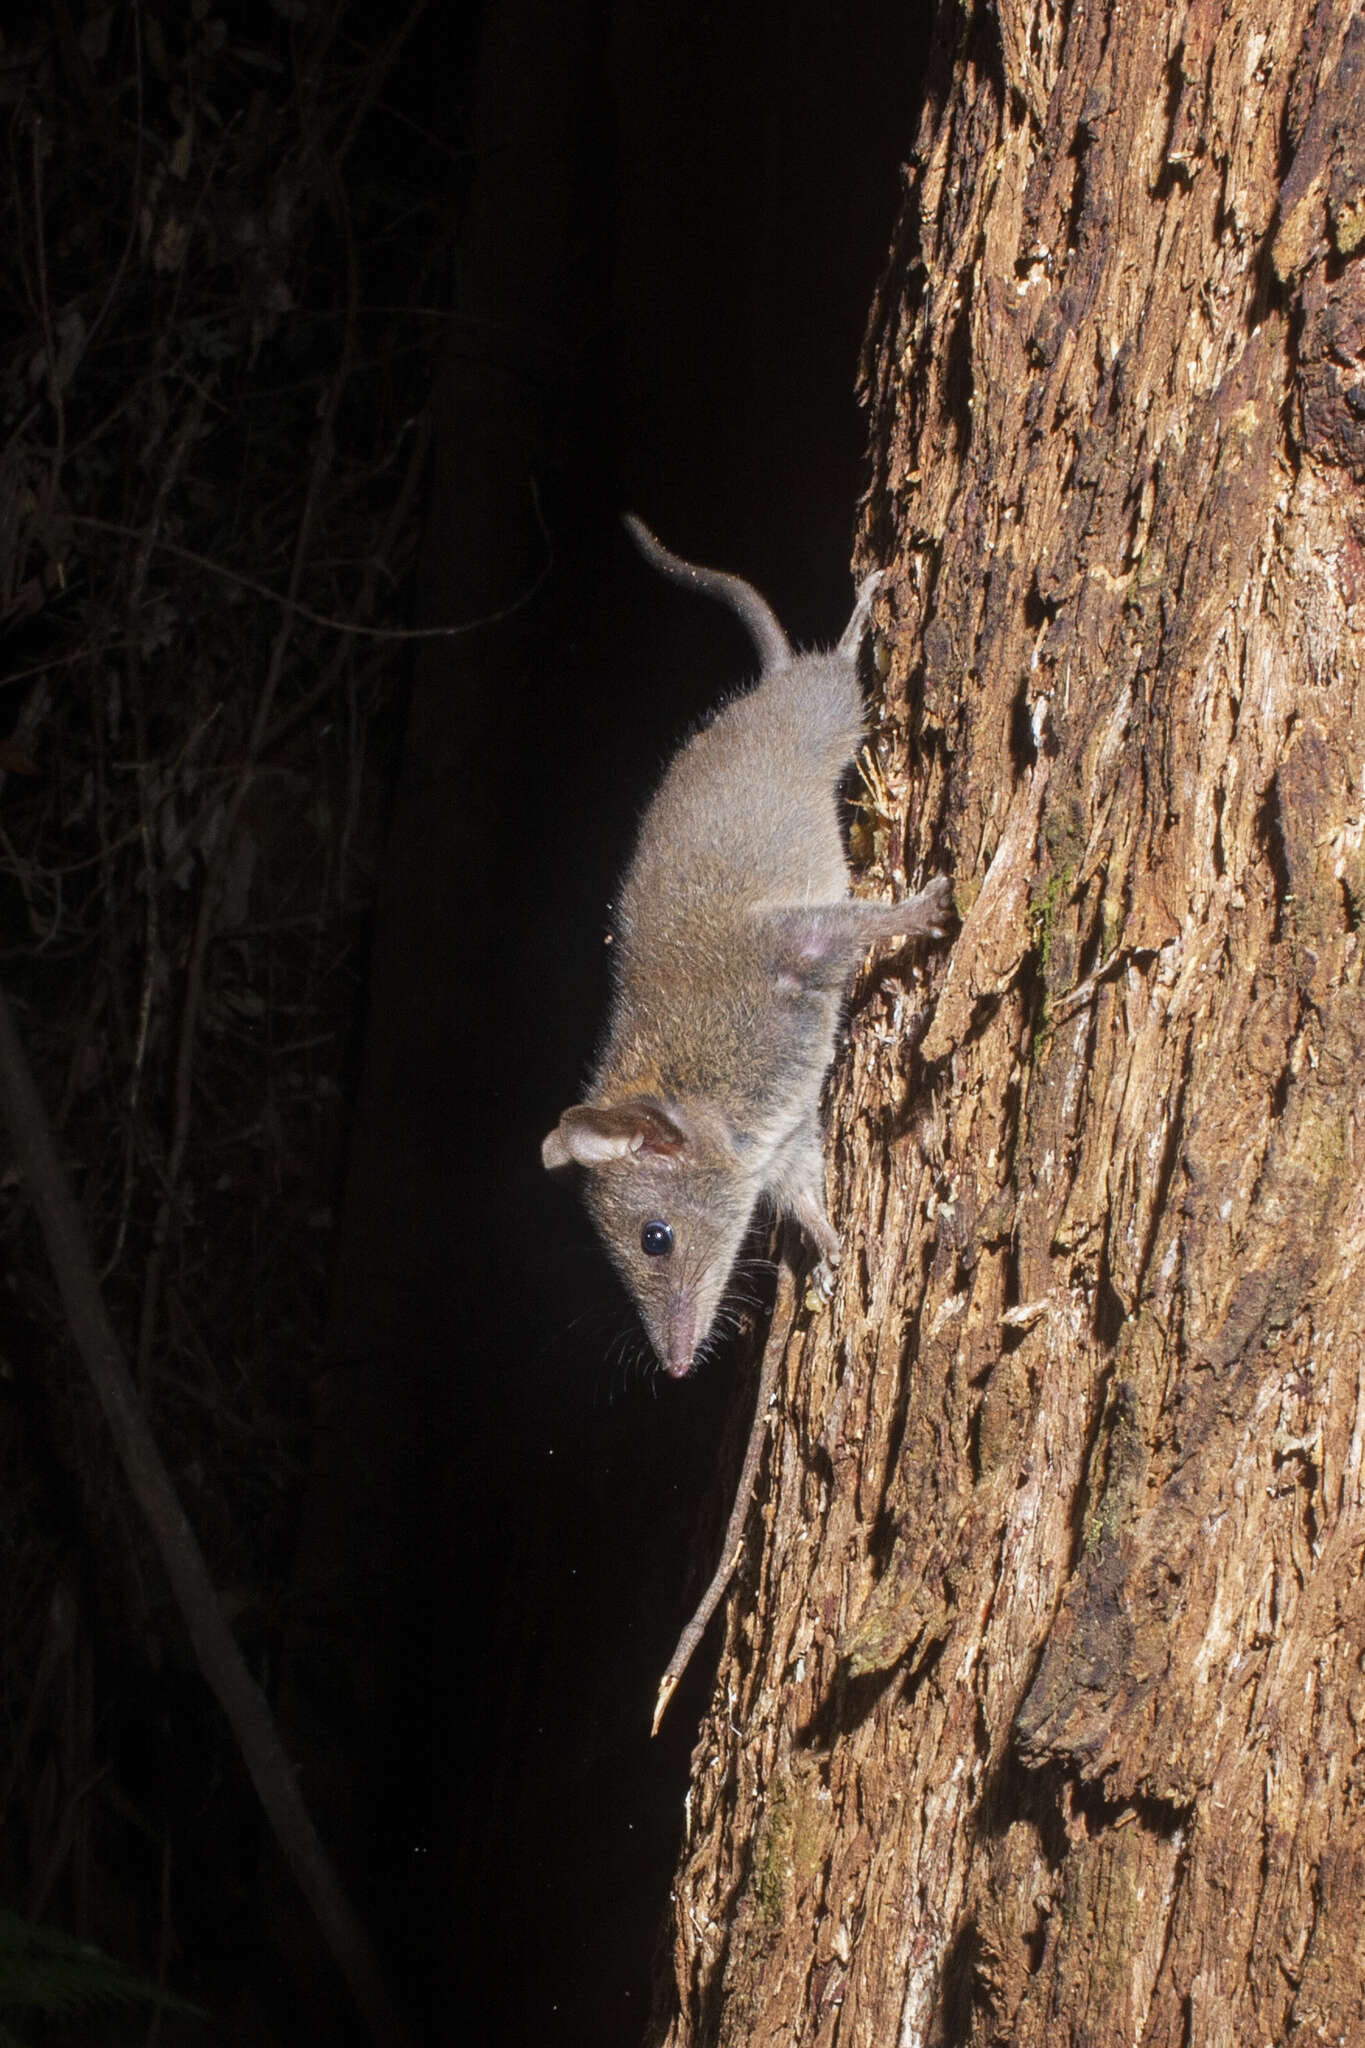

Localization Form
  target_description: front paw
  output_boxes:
[789,1186,840,1263]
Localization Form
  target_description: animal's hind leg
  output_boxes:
[848,875,954,945]
[765,876,955,992]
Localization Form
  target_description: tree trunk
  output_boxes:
[652,3,1365,2043]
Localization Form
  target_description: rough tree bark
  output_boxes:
[652,3,1365,2044]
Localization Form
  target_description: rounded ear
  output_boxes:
[541,1124,580,1169]
[541,1098,685,1170]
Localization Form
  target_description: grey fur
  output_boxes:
[543,519,953,1377]
[622,513,792,676]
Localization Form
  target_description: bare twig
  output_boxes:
[31,114,67,531]
[135,233,351,1372]
[0,981,412,2048]
[652,1260,798,1736]
[78,0,145,368]
[66,509,551,639]
[332,0,433,168]
[260,414,433,758]
[120,393,208,1307]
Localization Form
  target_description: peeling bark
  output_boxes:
[651,3,1365,2044]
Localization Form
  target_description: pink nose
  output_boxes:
[665,1303,696,1378]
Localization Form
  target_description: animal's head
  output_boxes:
[541,1097,760,1376]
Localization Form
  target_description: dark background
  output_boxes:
[0,2,933,2042]
[323,2,933,2042]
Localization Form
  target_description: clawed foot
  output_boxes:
[807,1255,838,1308]
[900,873,955,939]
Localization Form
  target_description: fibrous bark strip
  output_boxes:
[654,4,1365,2044]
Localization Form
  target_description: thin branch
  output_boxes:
[65,506,551,639]
[260,414,432,757]
[0,981,412,2048]
[652,1260,798,1736]
[136,201,356,1375]
[333,0,433,168]
[31,113,66,532]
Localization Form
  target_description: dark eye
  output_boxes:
[640,1220,673,1258]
